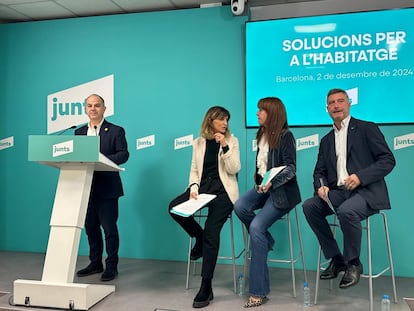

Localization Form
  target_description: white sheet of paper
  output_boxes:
[261,166,287,187]
[171,193,217,217]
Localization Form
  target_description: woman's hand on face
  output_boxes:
[213,132,227,147]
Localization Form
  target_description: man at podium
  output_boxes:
[75,94,129,281]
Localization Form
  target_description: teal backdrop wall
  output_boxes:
[0,4,413,278]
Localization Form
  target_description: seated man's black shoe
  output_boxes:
[320,259,346,280]
[192,285,214,308]
[76,263,104,277]
[101,269,118,281]
[339,263,363,289]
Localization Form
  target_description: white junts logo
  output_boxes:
[394,133,414,150]
[136,135,155,150]
[297,134,319,151]
[53,140,74,157]
[346,87,358,106]
[0,136,14,151]
[174,134,193,150]
[47,74,114,134]
[252,139,257,152]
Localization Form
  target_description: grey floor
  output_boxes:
[0,251,413,311]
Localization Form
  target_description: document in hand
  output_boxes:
[171,193,217,217]
[260,166,287,187]
[319,178,335,213]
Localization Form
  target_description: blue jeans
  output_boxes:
[234,188,289,297]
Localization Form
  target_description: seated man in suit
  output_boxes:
[302,88,395,289]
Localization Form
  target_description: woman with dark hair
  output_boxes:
[234,97,301,308]
[168,106,241,308]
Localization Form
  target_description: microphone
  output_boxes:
[57,125,77,135]
[94,125,98,136]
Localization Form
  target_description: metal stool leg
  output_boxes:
[314,244,335,304]
[286,212,296,297]
[381,212,398,304]
[243,224,250,286]
[366,217,374,311]
[315,212,398,309]
[361,212,399,310]
[294,207,308,283]
[186,211,202,289]
[186,236,193,289]
[314,244,322,305]
[186,213,238,293]
[228,215,237,293]
[314,215,338,305]
[216,214,237,293]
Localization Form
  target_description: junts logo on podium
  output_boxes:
[53,140,74,157]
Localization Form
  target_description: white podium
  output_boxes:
[13,135,123,310]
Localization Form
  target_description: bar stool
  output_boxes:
[243,206,307,297]
[314,211,398,311]
[186,211,242,293]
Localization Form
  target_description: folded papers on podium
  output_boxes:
[171,193,217,217]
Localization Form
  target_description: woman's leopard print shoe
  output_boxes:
[243,296,267,308]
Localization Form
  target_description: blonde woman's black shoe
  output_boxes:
[192,285,213,308]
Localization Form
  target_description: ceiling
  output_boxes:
[0,0,319,24]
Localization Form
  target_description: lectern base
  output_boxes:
[13,279,115,310]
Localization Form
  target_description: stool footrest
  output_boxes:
[361,267,390,279]
[314,212,398,311]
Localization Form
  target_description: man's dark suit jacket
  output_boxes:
[75,120,129,199]
[314,117,395,210]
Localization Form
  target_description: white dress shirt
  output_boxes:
[87,119,104,136]
[334,115,350,186]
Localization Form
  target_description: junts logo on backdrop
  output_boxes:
[296,134,319,151]
[174,134,193,150]
[0,136,14,151]
[346,87,358,106]
[252,134,319,152]
[394,133,414,150]
[47,74,114,134]
[136,135,155,150]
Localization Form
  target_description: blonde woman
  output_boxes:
[168,106,240,308]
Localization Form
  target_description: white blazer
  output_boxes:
[188,135,240,204]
